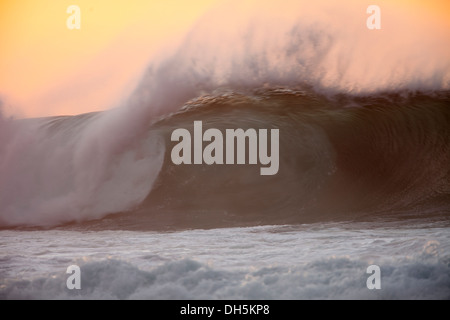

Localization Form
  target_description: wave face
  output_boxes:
[1,90,449,229]
[113,90,450,229]
[1,0,449,229]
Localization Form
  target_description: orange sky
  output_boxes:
[0,0,449,118]
[0,0,218,117]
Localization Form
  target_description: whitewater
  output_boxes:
[1,0,450,299]
[1,219,449,299]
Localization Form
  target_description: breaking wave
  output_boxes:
[0,0,449,229]
[1,90,449,229]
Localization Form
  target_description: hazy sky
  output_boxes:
[0,0,217,117]
[0,0,448,118]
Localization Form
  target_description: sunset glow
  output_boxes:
[0,0,217,117]
[0,0,448,117]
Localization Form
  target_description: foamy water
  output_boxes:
[1,218,449,299]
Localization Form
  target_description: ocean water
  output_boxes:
[1,218,449,300]
[1,0,450,300]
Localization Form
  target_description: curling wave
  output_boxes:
[1,0,449,229]
[1,89,449,229]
